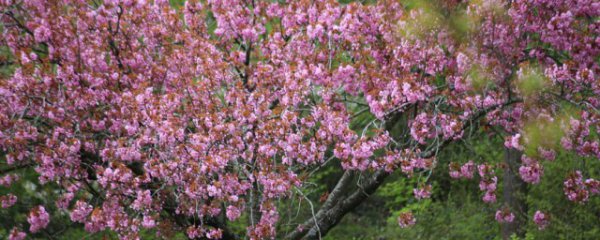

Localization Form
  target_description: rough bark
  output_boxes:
[501,147,528,239]
[286,170,388,240]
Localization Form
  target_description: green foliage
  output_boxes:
[522,115,568,158]
[325,132,600,240]
[516,66,548,97]
[524,151,600,240]
[0,45,16,78]
[467,64,495,92]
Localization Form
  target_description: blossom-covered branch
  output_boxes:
[0,0,598,239]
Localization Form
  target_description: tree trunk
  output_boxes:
[502,147,528,239]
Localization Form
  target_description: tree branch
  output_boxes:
[287,98,522,239]
[0,163,33,175]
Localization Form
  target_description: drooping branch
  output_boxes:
[291,169,389,240]
[286,170,355,239]
[0,163,33,175]
[288,99,522,239]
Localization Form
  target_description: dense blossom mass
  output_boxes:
[0,0,598,239]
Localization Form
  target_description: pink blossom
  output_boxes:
[504,134,523,150]
[413,185,432,200]
[460,161,475,179]
[142,215,156,228]
[27,206,50,233]
[533,211,550,230]
[70,200,93,223]
[519,162,543,184]
[495,209,515,223]
[0,194,17,208]
[410,113,434,145]
[478,164,494,178]
[479,176,498,192]
[248,204,280,239]
[56,192,74,209]
[564,171,589,203]
[8,228,26,240]
[0,174,19,187]
[449,168,462,179]
[539,148,556,161]
[206,228,223,239]
[186,226,203,239]
[561,137,573,150]
[585,179,600,195]
[33,24,51,43]
[482,191,497,203]
[456,52,469,73]
[132,190,152,210]
[226,205,242,221]
[398,212,416,228]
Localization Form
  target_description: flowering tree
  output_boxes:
[0,0,598,239]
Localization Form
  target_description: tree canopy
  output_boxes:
[0,0,599,239]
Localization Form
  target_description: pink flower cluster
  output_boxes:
[70,200,93,223]
[186,226,223,240]
[449,160,475,179]
[131,190,153,210]
[0,174,19,187]
[141,215,156,229]
[504,134,523,150]
[533,210,550,230]
[478,164,497,203]
[519,156,543,184]
[259,172,301,199]
[410,113,463,145]
[8,228,26,240]
[397,212,416,228]
[495,209,515,223]
[393,149,437,176]
[226,205,242,221]
[413,185,432,200]
[27,206,50,233]
[248,203,280,239]
[0,194,17,208]
[564,171,600,203]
